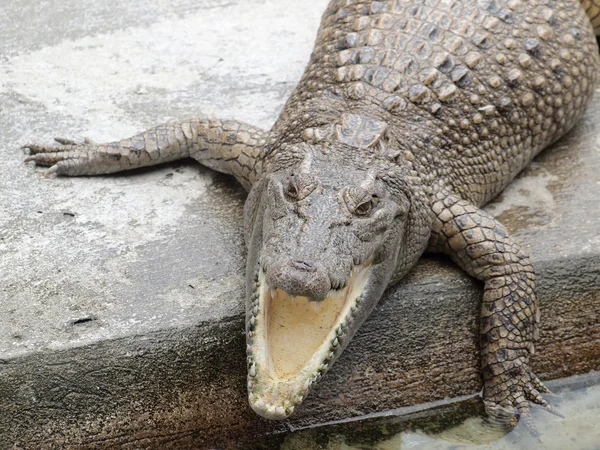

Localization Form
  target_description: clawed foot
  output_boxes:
[484,366,563,440]
[23,137,122,176]
[23,137,90,176]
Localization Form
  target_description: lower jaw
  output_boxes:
[246,264,371,419]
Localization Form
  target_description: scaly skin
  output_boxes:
[24,0,599,436]
[25,119,269,190]
[581,0,600,32]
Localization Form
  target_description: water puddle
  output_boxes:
[279,372,600,450]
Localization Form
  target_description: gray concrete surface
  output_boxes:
[0,0,328,356]
[0,0,599,449]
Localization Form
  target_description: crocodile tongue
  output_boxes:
[247,265,370,419]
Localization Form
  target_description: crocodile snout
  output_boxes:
[265,259,330,300]
[289,259,317,272]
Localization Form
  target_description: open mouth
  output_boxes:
[246,264,371,419]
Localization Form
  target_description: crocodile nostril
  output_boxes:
[289,260,317,272]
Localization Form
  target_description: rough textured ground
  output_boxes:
[0,0,599,448]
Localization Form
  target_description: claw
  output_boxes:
[528,371,552,394]
[538,400,565,419]
[24,152,59,166]
[525,382,565,418]
[23,144,63,155]
[518,409,542,443]
[541,389,559,398]
[54,137,77,145]
[485,366,564,442]
[22,144,42,153]
[44,165,59,176]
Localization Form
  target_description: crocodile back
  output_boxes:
[272,0,599,205]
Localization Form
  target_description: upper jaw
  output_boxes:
[263,258,333,301]
[245,263,372,420]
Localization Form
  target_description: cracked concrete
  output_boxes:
[0,0,599,448]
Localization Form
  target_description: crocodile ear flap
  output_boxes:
[298,152,313,175]
[287,152,318,200]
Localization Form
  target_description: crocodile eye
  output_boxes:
[285,175,299,200]
[354,199,374,216]
[355,200,372,216]
[285,172,316,201]
[343,188,379,217]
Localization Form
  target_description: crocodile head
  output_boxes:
[243,143,429,420]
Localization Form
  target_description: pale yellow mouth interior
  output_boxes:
[258,265,370,384]
[249,265,371,419]
[267,290,346,377]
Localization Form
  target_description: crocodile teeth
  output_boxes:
[326,288,343,299]
[303,379,311,391]
[247,264,372,420]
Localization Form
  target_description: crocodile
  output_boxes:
[24,0,600,435]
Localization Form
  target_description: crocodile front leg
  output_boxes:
[24,119,270,189]
[428,188,562,437]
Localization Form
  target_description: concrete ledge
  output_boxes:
[2,254,598,449]
[1,0,599,448]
